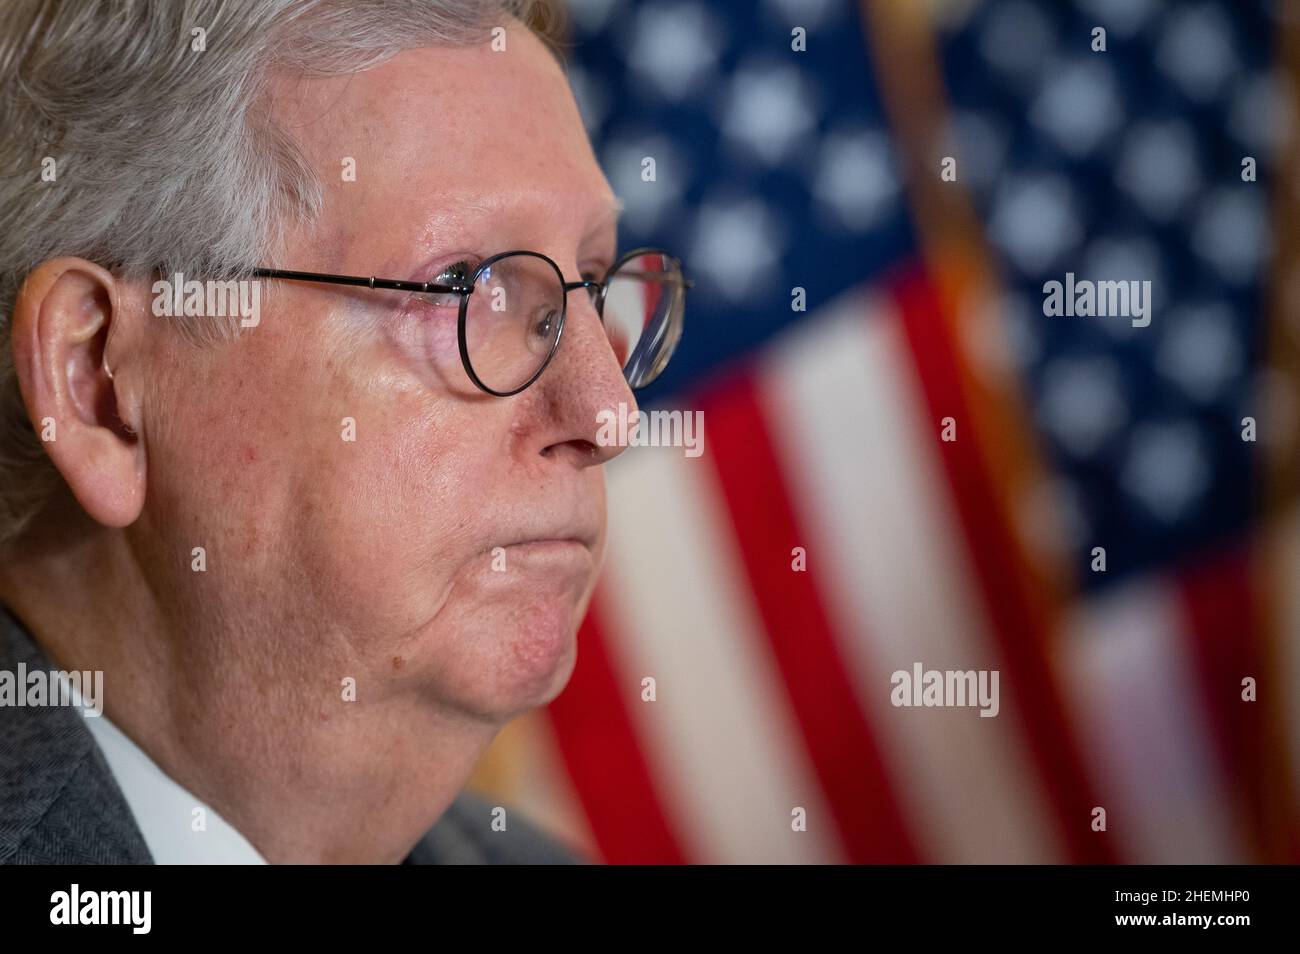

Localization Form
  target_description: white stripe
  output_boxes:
[600,444,844,863]
[1058,579,1248,863]
[760,288,1063,863]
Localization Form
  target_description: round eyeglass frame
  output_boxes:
[251,245,690,398]
[455,246,689,397]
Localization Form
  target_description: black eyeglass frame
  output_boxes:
[251,245,691,397]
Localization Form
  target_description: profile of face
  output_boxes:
[43,22,637,729]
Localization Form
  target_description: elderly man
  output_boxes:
[0,0,686,864]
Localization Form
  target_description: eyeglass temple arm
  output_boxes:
[253,266,692,295]
[561,273,695,294]
[250,267,472,295]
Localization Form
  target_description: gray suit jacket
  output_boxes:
[0,607,586,864]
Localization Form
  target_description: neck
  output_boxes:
[0,505,499,863]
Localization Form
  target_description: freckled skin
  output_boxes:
[0,22,637,864]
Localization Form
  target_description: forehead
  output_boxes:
[270,24,616,265]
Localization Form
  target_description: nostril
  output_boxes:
[540,439,598,462]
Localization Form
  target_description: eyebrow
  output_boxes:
[374,191,624,281]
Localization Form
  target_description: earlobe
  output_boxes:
[10,258,146,529]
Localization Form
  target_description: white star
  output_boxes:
[719,61,818,167]
[1155,302,1243,403]
[1121,421,1210,522]
[978,0,1055,84]
[810,127,899,233]
[1190,188,1267,284]
[1038,356,1129,459]
[1115,120,1201,221]
[988,175,1083,276]
[688,199,783,304]
[1080,236,1166,340]
[1155,5,1238,103]
[624,3,723,101]
[1029,58,1123,159]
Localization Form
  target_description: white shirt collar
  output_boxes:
[65,676,268,864]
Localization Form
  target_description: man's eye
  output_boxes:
[413,259,478,307]
[532,308,557,340]
[436,259,476,285]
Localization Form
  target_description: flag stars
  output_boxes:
[1154,4,1239,104]
[1189,188,1267,285]
[988,175,1083,276]
[1080,235,1166,339]
[1120,421,1210,523]
[977,0,1056,85]
[810,127,900,233]
[1154,303,1244,404]
[1115,120,1202,222]
[719,61,818,167]
[624,3,723,101]
[1029,58,1123,159]
[1038,356,1130,459]
[688,198,783,303]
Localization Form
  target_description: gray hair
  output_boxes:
[0,0,564,548]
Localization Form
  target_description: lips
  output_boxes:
[484,498,603,559]
[498,533,595,553]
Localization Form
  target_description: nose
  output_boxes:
[515,279,638,468]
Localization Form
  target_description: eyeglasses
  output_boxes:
[251,247,690,396]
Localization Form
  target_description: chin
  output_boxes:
[430,592,584,722]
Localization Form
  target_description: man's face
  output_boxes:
[134,24,635,723]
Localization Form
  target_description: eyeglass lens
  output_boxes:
[463,250,685,394]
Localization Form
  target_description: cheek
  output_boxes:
[384,305,477,398]
[284,409,476,621]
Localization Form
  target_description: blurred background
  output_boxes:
[470,0,1300,863]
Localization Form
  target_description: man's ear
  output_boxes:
[10,257,147,528]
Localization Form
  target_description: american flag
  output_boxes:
[470,0,1300,863]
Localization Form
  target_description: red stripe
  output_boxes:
[890,265,1116,864]
[699,370,919,863]
[546,595,687,864]
[1179,544,1300,862]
